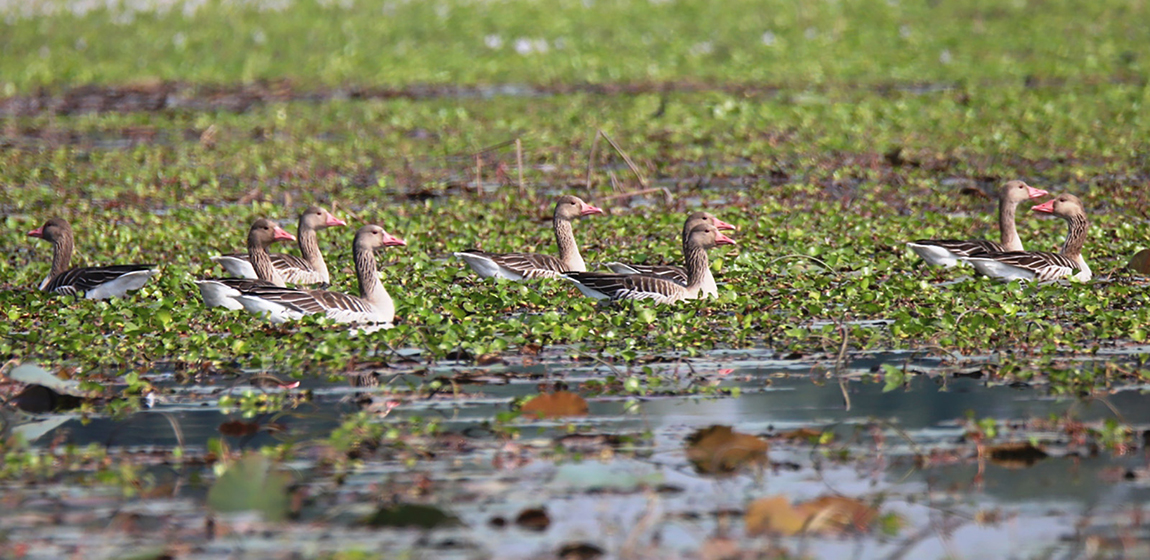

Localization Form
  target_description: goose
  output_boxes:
[907,180,1048,266]
[564,224,736,303]
[27,218,159,299]
[195,219,297,310]
[961,193,1091,282]
[211,206,346,285]
[454,195,604,280]
[605,211,737,297]
[232,225,406,326]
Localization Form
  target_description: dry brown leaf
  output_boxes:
[746,495,878,537]
[794,496,878,535]
[520,391,589,419]
[744,495,806,536]
[1127,249,1150,274]
[777,427,825,443]
[476,352,505,366]
[685,425,769,474]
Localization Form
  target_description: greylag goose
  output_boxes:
[564,224,736,303]
[28,218,159,299]
[454,195,604,280]
[211,206,346,285]
[907,180,1048,266]
[605,211,736,297]
[961,193,1091,282]
[232,225,406,325]
[195,219,297,310]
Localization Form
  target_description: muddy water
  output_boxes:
[6,351,1150,558]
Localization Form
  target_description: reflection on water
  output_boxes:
[8,353,1150,558]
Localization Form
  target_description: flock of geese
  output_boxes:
[24,182,1091,329]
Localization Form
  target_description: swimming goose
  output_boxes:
[455,195,604,280]
[28,218,159,299]
[961,193,1091,282]
[907,180,1048,266]
[564,224,736,303]
[211,206,346,285]
[605,211,736,297]
[195,219,297,310]
[233,225,406,326]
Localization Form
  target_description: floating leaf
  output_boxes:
[746,494,878,536]
[794,495,878,534]
[207,454,291,521]
[744,495,807,536]
[364,503,460,529]
[685,425,769,474]
[520,391,589,419]
[987,441,1049,469]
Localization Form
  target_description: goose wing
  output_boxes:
[44,264,157,295]
[909,239,1005,258]
[605,263,688,285]
[458,250,568,279]
[564,272,687,304]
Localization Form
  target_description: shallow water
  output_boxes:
[5,349,1150,558]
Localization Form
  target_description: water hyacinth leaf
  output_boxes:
[7,363,85,396]
[520,391,589,419]
[364,503,460,529]
[207,454,292,521]
[685,425,769,474]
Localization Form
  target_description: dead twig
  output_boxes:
[599,129,649,188]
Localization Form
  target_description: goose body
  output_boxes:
[604,211,736,298]
[195,219,297,309]
[907,181,1048,267]
[211,207,345,285]
[960,194,1091,282]
[455,195,603,280]
[233,225,406,326]
[565,224,736,303]
[28,218,159,299]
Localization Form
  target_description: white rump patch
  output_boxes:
[85,269,159,299]
[211,256,258,279]
[455,252,525,280]
[906,243,962,267]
